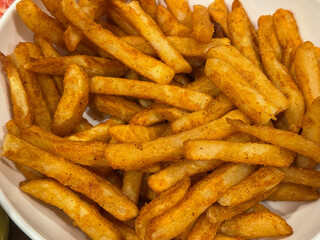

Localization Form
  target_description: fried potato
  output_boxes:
[16,164,44,180]
[2,134,139,220]
[20,178,122,240]
[205,58,279,125]
[246,203,270,213]
[105,170,122,189]
[139,0,157,19]
[120,36,157,57]
[89,77,212,111]
[129,103,168,126]
[164,0,192,27]
[214,234,247,240]
[208,0,229,37]
[61,0,175,84]
[191,5,214,44]
[187,214,220,240]
[156,107,188,122]
[121,171,143,204]
[267,183,319,201]
[175,221,197,240]
[73,118,93,133]
[103,21,128,37]
[280,166,320,188]
[40,0,69,26]
[218,211,293,238]
[5,120,21,137]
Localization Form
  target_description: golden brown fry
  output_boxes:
[129,103,167,126]
[73,118,93,133]
[6,120,21,137]
[214,234,247,240]
[156,107,188,122]
[187,214,220,240]
[280,166,320,188]
[139,0,157,19]
[121,171,143,204]
[246,203,270,213]
[191,5,214,44]
[2,134,139,221]
[106,8,139,36]
[16,164,44,180]
[208,0,229,37]
[40,0,69,26]
[105,170,122,189]
[141,173,157,201]
[120,36,157,57]
[103,21,127,37]
[164,0,192,27]
[267,183,319,201]
[20,179,122,240]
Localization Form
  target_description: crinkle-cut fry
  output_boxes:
[171,93,234,133]
[0,53,33,129]
[2,134,139,220]
[168,37,230,59]
[191,5,214,44]
[25,55,128,77]
[208,0,229,37]
[205,58,279,125]
[120,36,157,57]
[156,5,192,37]
[73,118,93,133]
[108,124,167,143]
[207,45,289,112]
[20,125,108,166]
[280,166,320,188]
[218,211,293,238]
[93,95,144,122]
[6,120,21,137]
[136,177,191,240]
[293,41,320,109]
[227,119,320,163]
[164,0,192,27]
[214,234,247,240]
[20,178,122,240]
[112,1,191,74]
[89,77,212,111]
[105,110,249,170]
[185,141,294,167]
[267,183,319,201]
[258,27,304,133]
[258,15,283,61]
[187,214,220,240]
[60,0,175,84]
[148,160,222,193]
[52,64,89,136]
[17,0,65,47]
[139,0,157,19]
[67,118,124,142]
[227,6,263,70]
[40,0,69,27]
[145,163,254,240]
[218,167,285,207]
[121,171,143,204]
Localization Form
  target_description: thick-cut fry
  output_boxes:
[129,103,167,126]
[280,166,320,188]
[112,0,191,74]
[187,214,220,240]
[121,171,143,204]
[40,0,69,27]
[218,167,285,206]
[139,0,157,19]
[20,179,122,240]
[90,77,212,111]
[103,21,127,37]
[191,5,214,44]
[16,163,44,180]
[6,120,21,137]
[164,0,192,27]
[175,221,197,240]
[120,36,157,57]
[105,110,249,170]
[267,183,319,201]
[208,0,229,37]
[205,58,279,125]
[145,163,254,240]
[246,203,270,213]
[61,0,175,84]
[227,119,320,163]
[106,8,139,36]
[218,212,293,238]
[2,134,139,221]
[156,107,188,122]
[185,141,294,167]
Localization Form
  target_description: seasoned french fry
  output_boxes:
[214,234,247,240]
[103,21,127,37]
[121,171,143,204]
[208,0,229,37]
[73,118,93,133]
[141,173,157,201]
[139,0,157,19]
[5,120,21,137]
[191,5,214,44]
[156,107,188,122]
[174,74,190,85]
[121,36,157,57]
[40,0,69,26]
[246,203,270,213]
[187,214,220,240]
[129,103,167,126]
[164,0,192,27]
[105,170,122,189]
[267,183,319,201]
[2,134,139,221]
[280,166,320,188]
[175,221,197,240]
[16,164,44,180]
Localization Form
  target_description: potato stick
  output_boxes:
[187,214,220,240]
[136,177,190,240]
[218,212,293,238]
[294,41,320,109]
[145,163,254,240]
[205,58,279,125]
[93,95,144,122]
[214,234,247,240]
[61,0,175,84]
[207,45,288,112]
[112,1,191,74]
[17,0,65,47]
[138,0,157,19]
[267,183,319,201]
[105,110,249,170]
[129,103,166,126]
[208,0,229,37]
[156,5,192,37]
[2,134,139,220]
[106,8,139,36]
[121,171,143,204]
[40,0,69,27]
[90,77,212,111]
[228,119,320,163]
[148,160,222,193]
[20,179,121,240]
[185,141,294,167]
[258,28,304,133]
[73,118,93,133]
[171,94,234,133]
[218,167,285,206]
[20,125,108,166]
[191,5,214,44]
[120,36,157,57]
[164,0,192,27]
[280,166,320,188]
[105,170,122,189]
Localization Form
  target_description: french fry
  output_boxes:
[156,107,188,122]
[164,0,192,27]
[105,110,249,170]
[121,171,143,204]
[174,74,190,85]
[191,5,214,44]
[141,173,157,201]
[246,203,270,213]
[105,170,122,189]
[73,118,93,133]
[185,141,294,167]
[267,183,319,201]
[106,8,139,36]
[217,167,285,206]
[208,0,229,37]
[129,103,167,126]
[156,5,192,37]
[218,212,293,238]
[175,221,197,240]
[214,234,247,240]
[145,163,254,240]
[280,166,320,188]
[136,177,191,240]
[121,36,157,57]
[21,179,122,240]
[89,77,212,111]
[60,0,175,84]
[16,164,44,180]
[139,0,157,19]
[112,0,191,74]
[103,21,127,37]
[5,120,21,137]
[205,58,279,125]
[40,0,69,27]
[2,134,139,221]
[227,119,320,163]
[187,214,220,240]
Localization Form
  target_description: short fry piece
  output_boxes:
[187,214,220,240]
[164,0,192,27]
[214,234,247,240]
[139,0,157,19]
[281,166,320,188]
[121,171,143,204]
[208,0,229,37]
[267,183,319,201]
[120,36,157,57]
[191,5,214,44]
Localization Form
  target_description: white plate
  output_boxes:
[0,0,320,239]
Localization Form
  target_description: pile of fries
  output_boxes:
[1,0,320,239]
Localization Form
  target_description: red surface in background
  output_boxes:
[0,0,15,17]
